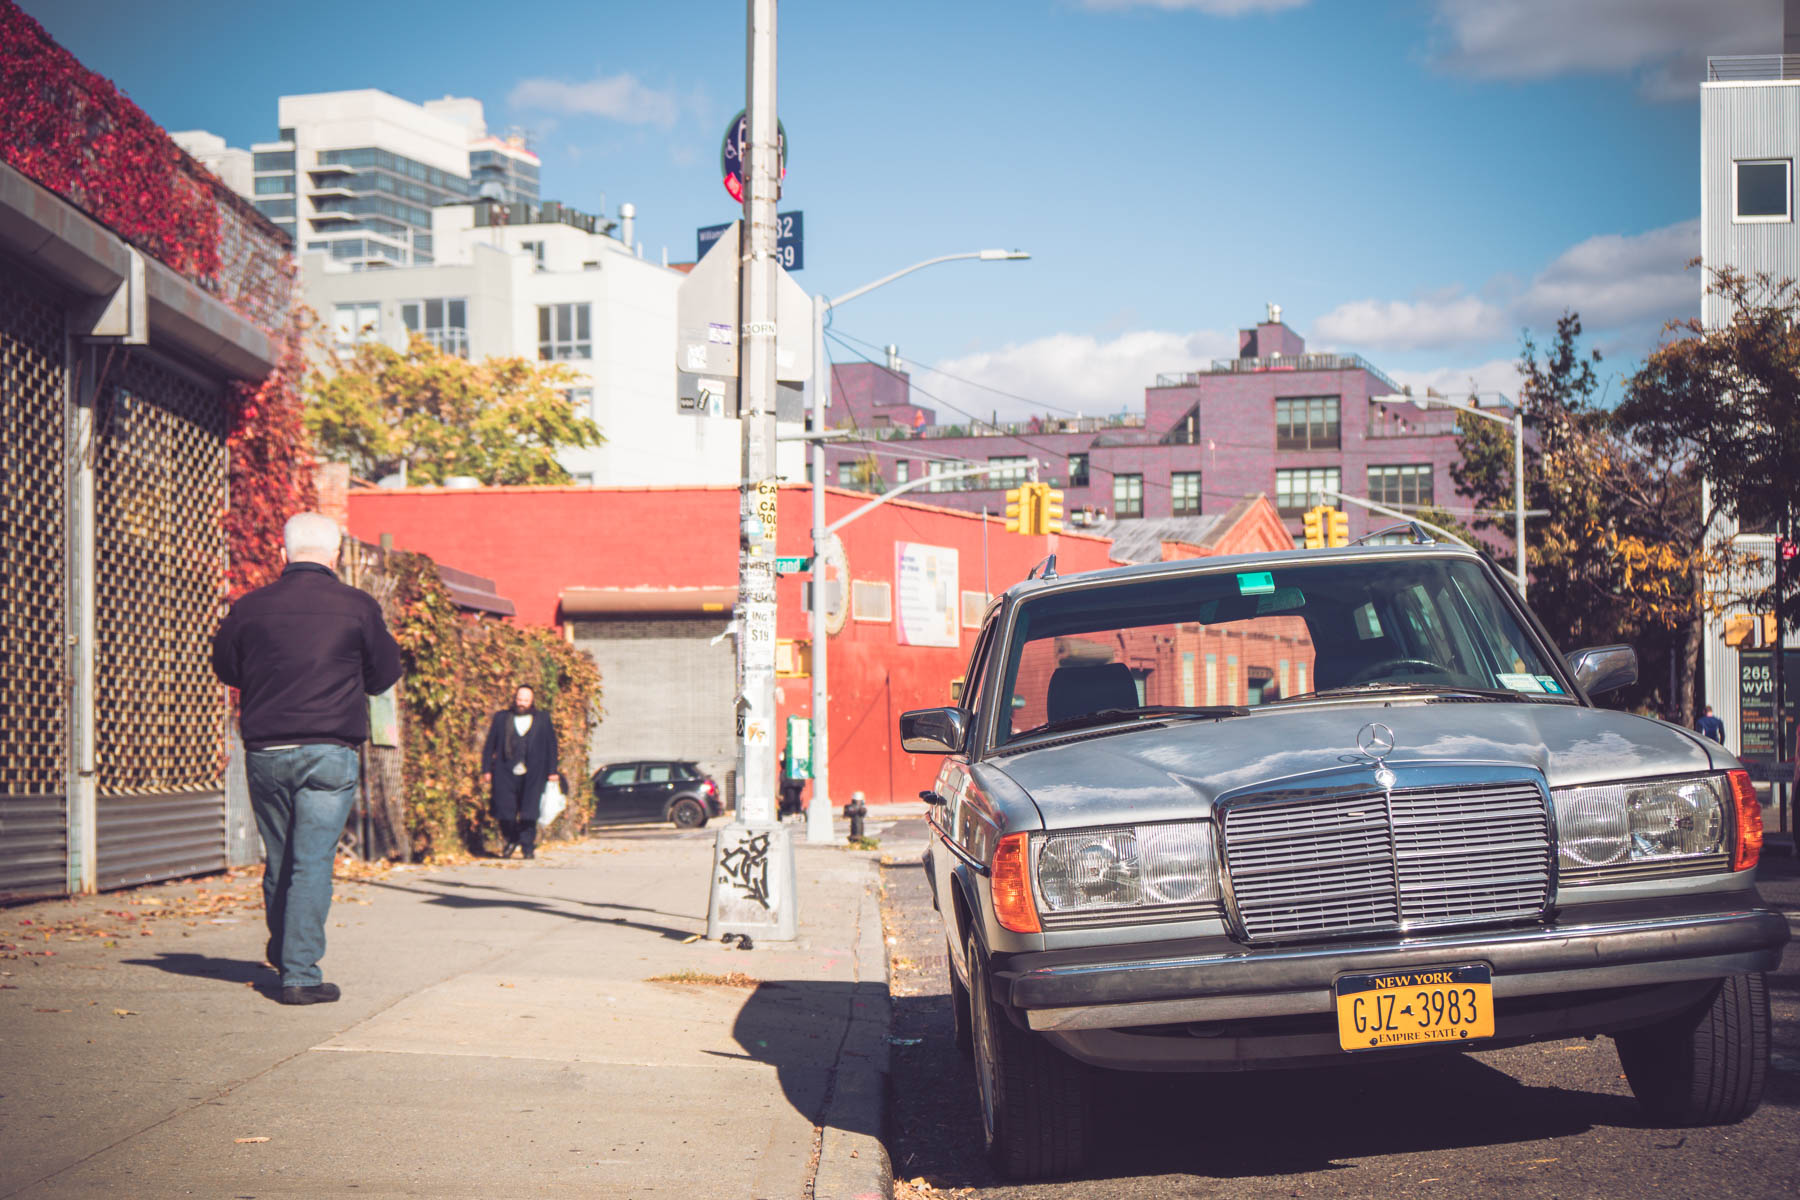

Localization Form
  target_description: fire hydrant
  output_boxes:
[845,791,868,842]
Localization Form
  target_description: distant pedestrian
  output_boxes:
[481,685,560,859]
[1696,705,1726,744]
[211,512,402,1006]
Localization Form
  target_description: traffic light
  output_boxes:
[1004,486,1034,535]
[1765,612,1780,645]
[1039,485,1065,534]
[1723,614,1755,648]
[1327,508,1350,547]
[1302,506,1325,549]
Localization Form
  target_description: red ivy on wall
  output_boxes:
[226,314,319,599]
[0,0,221,279]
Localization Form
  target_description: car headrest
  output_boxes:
[1046,662,1140,725]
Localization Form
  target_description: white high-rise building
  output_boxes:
[169,130,253,196]
[302,199,805,488]
[247,89,540,270]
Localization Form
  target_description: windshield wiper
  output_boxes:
[1021,704,1249,739]
[1276,682,1573,703]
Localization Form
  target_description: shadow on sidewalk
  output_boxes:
[723,979,886,1142]
[358,877,697,941]
[122,952,279,999]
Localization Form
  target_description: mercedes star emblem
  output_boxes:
[1358,722,1397,788]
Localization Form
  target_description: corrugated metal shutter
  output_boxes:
[0,795,69,902]
[95,790,226,891]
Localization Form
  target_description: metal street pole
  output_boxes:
[708,0,796,941]
[1372,391,1527,597]
[803,250,1026,846]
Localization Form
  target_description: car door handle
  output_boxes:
[920,789,947,806]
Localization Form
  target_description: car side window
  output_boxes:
[601,766,636,787]
[674,764,699,780]
[962,622,996,716]
[644,765,674,783]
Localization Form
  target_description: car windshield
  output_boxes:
[995,556,1571,745]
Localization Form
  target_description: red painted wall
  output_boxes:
[347,484,1117,804]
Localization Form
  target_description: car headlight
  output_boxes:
[1034,821,1219,913]
[1553,775,1728,879]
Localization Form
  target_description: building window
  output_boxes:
[926,461,960,493]
[537,303,591,359]
[1275,467,1340,515]
[1113,473,1143,519]
[1172,471,1201,516]
[852,580,892,622]
[1735,159,1792,222]
[1275,396,1340,450]
[401,298,469,356]
[562,388,595,419]
[332,302,380,347]
[1163,405,1200,445]
[254,174,293,195]
[1068,453,1089,487]
[1368,464,1433,509]
[895,461,909,484]
[988,456,1030,490]
[253,198,295,220]
[520,240,546,268]
[836,462,858,486]
[252,151,294,172]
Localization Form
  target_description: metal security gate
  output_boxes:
[92,351,228,890]
[0,272,70,902]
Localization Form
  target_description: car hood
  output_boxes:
[988,700,1723,830]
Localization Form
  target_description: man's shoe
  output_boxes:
[279,983,341,1005]
[522,847,535,860]
[501,841,518,859]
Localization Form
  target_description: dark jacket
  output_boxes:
[482,707,559,781]
[211,563,403,749]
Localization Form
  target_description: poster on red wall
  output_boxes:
[895,542,960,647]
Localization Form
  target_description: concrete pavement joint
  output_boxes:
[810,858,895,1200]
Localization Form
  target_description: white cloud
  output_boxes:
[1311,219,1698,355]
[1428,0,1776,100]
[1080,0,1306,12]
[508,71,683,128]
[921,328,1237,423]
[1388,358,1524,404]
[1313,293,1506,352]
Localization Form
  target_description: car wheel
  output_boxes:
[966,931,1090,1180]
[1614,972,1770,1126]
[671,798,707,830]
[948,936,974,1058]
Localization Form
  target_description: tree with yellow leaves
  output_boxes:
[304,335,604,486]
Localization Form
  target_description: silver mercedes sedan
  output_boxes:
[901,543,1788,1181]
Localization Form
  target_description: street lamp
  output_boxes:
[805,250,1031,846]
[1371,390,1527,597]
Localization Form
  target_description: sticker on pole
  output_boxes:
[721,109,788,203]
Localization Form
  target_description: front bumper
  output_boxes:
[999,905,1789,1034]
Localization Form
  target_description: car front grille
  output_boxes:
[1220,781,1551,944]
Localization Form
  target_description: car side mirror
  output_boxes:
[1566,644,1637,695]
[900,707,968,754]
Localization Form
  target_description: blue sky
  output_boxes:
[22,0,1778,420]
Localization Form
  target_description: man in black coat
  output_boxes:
[211,512,402,1005]
[481,685,560,859]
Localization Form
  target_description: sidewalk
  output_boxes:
[0,819,902,1200]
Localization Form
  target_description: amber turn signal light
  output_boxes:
[991,832,1040,933]
[1728,768,1763,871]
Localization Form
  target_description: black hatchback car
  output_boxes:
[589,760,723,829]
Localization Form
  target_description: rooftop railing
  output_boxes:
[1155,352,1401,395]
[1707,55,1800,82]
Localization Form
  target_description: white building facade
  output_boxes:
[1699,50,1800,761]
[303,200,803,487]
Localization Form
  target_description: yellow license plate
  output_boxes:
[1335,964,1494,1052]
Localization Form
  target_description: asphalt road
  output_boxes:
[878,819,1800,1200]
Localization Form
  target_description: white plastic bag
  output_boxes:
[538,777,567,827]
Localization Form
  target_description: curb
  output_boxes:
[811,855,894,1200]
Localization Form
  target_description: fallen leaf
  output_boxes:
[234,1136,271,1144]
[34,1008,71,1013]
[680,934,702,944]
[113,1009,138,1017]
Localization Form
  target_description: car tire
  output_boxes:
[670,798,707,830]
[967,931,1091,1180]
[948,936,974,1059]
[1614,972,1770,1126]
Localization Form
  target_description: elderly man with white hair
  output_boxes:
[211,511,402,1005]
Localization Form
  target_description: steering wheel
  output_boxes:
[1346,657,1446,685]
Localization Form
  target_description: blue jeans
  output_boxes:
[246,744,359,988]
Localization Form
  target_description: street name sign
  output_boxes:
[698,210,803,270]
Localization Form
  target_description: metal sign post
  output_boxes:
[707,0,796,942]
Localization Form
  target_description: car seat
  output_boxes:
[1045,662,1140,724]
